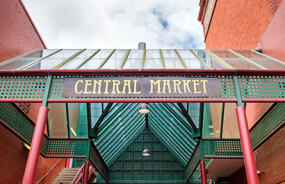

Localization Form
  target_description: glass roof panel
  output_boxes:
[101,49,128,69]
[1,49,284,70]
[123,50,143,69]
[38,49,81,69]
[79,49,114,69]
[194,50,226,69]
[210,50,260,70]
[144,49,163,69]
[59,49,97,69]
[0,49,57,70]
[233,50,285,69]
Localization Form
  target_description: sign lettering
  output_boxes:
[63,77,221,98]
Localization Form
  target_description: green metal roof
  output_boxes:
[94,102,198,167]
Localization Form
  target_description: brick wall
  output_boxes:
[0,0,46,63]
[204,0,283,49]
[0,1,65,183]
[199,0,285,183]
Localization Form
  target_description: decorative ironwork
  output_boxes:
[202,139,243,158]
[0,75,47,99]
[89,142,108,182]
[238,75,285,99]
[185,144,200,182]
[46,139,89,157]
[250,103,285,149]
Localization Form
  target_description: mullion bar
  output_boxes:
[205,49,234,69]
[119,49,131,69]
[20,49,62,70]
[190,49,210,69]
[92,103,113,133]
[97,49,116,69]
[177,103,198,132]
[53,49,87,69]
[75,49,100,69]
[175,49,188,69]
[159,49,166,69]
[228,49,267,69]
[142,49,146,69]
[220,103,225,139]
[66,103,71,138]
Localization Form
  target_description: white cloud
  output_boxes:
[23,0,204,49]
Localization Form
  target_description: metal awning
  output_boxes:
[0,48,285,183]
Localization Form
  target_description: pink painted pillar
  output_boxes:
[200,161,207,184]
[22,106,49,184]
[236,106,259,184]
[83,161,90,184]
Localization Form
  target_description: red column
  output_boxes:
[200,161,207,184]
[83,161,90,184]
[65,158,71,168]
[22,106,49,184]
[236,106,259,184]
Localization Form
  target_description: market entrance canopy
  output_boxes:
[0,49,285,184]
[0,49,284,103]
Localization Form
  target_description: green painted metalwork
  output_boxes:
[95,103,146,166]
[97,129,185,184]
[89,141,108,181]
[185,144,200,182]
[120,49,131,69]
[99,110,143,163]
[250,103,285,149]
[159,49,166,69]
[0,75,47,99]
[53,49,87,69]
[202,140,243,158]
[149,103,196,166]
[75,49,100,69]
[92,103,113,136]
[0,103,38,147]
[177,103,198,132]
[46,139,89,157]
[238,74,285,99]
[97,49,116,69]
[75,103,89,138]
[233,73,243,106]
[97,103,129,137]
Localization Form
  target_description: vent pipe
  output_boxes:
[138,42,146,50]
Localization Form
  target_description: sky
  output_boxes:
[23,0,204,49]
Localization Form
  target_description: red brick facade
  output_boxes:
[199,0,285,183]
[202,0,283,49]
[0,1,64,183]
[0,0,46,63]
